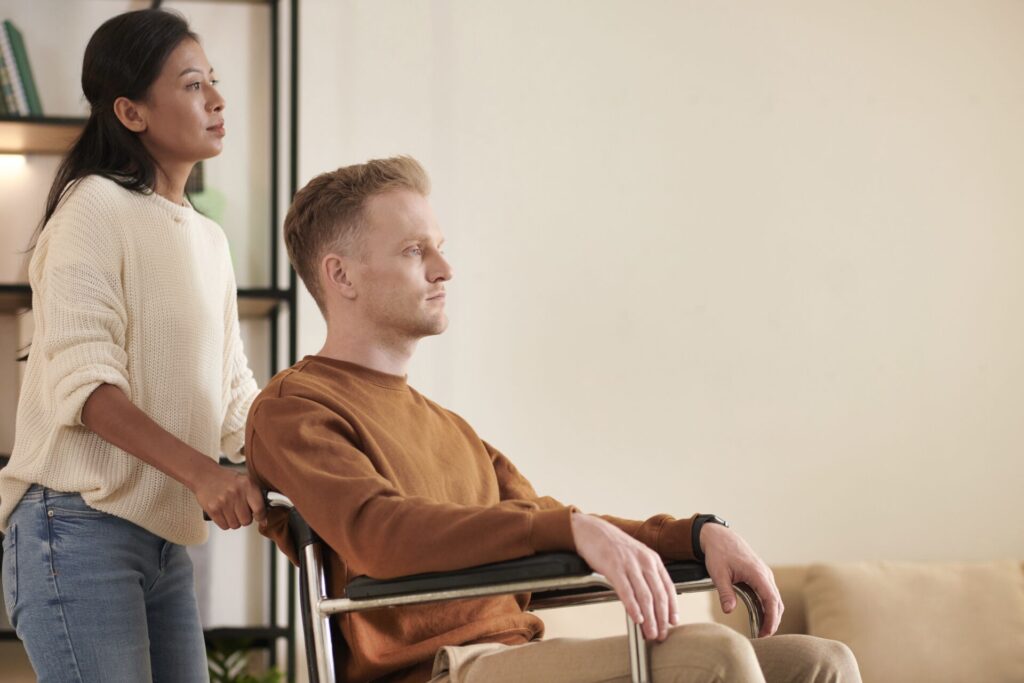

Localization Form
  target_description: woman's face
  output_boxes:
[136,38,225,166]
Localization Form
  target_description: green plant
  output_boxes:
[207,639,284,683]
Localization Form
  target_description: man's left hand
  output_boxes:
[700,523,784,637]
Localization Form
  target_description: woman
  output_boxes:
[0,9,263,681]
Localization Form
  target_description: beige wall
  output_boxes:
[296,0,1024,573]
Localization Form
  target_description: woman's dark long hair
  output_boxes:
[32,9,197,246]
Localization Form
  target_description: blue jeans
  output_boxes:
[1,486,209,682]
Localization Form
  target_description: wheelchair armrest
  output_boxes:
[346,552,592,599]
[265,491,712,600]
[517,560,710,607]
[345,554,712,601]
[266,491,762,636]
[666,561,712,583]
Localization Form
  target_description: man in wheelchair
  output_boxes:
[245,156,860,683]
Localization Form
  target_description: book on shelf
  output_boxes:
[0,40,17,115]
[0,18,43,117]
[4,20,42,116]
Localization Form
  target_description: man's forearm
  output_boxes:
[596,512,699,561]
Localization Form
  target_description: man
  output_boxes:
[246,157,860,683]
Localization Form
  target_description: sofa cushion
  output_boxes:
[804,560,1024,683]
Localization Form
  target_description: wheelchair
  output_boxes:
[266,492,764,683]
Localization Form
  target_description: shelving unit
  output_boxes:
[0,0,300,679]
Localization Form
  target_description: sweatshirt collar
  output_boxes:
[305,355,409,390]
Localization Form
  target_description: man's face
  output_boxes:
[349,188,452,341]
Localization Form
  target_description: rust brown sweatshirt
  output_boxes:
[246,356,698,683]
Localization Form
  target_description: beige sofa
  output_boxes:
[713,560,1024,683]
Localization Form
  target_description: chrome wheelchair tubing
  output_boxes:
[268,491,764,683]
[627,614,651,683]
[270,494,336,682]
[320,573,618,615]
[734,583,764,639]
[317,574,759,683]
[303,542,337,683]
[320,575,760,640]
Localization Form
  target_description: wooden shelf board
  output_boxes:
[237,294,283,318]
[0,287,31,313]
[0,118,87,155]
[0,285,289,318]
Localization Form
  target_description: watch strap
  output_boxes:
[691,513,728,563]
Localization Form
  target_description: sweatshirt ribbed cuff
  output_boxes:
[657,514,699,561]
[529,506,577,553]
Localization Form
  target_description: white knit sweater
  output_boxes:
[0,175,258,545]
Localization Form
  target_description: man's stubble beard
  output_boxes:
[372,302,448,345]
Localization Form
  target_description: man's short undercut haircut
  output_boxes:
[283,155,431,313]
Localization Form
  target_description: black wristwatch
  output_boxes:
[691,513,729,563]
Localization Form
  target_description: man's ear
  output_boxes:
[322,252,357,301]
[113,96,148,134]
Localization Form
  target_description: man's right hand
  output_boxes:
[570,512,679,642]
[699,522,783,637]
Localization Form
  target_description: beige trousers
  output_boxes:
[427,623,861,683]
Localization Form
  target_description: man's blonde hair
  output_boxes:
[283,155,431,313]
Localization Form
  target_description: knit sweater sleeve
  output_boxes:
[32,197,131,428]
[484,441,698,562]
[218,246,258,461]
[247,394,575,579]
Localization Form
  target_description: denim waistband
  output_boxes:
[21,484,84,501]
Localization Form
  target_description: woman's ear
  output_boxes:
[113,96,148,133]
[322,252,357,301]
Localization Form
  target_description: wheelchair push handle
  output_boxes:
[265,490,294,509]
